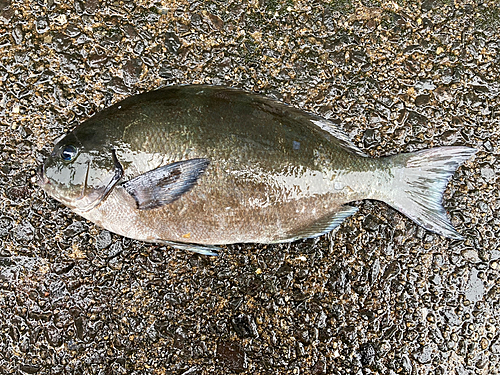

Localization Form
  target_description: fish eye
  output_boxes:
[61,145,78,161]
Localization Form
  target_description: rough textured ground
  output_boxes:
[0,0,499,374]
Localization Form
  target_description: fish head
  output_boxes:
[38,126,123,212]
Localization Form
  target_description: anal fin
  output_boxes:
[273,206,359,243]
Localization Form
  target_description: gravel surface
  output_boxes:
[0,0,499,374]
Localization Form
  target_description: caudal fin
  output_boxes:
[384,146,476,239]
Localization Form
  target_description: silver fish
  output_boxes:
[37,85,476,255]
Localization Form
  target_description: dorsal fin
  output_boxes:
[190,85,368,157]
[308,118,368,157]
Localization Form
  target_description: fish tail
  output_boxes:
[383,146,476,239]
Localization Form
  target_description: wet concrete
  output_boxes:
[0,0,499,374]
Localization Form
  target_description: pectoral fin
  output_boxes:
[123,158,209,210]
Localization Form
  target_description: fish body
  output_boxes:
[38,85,476,255]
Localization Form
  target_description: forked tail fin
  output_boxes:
[384,146,477,239]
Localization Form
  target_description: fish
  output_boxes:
[37,85,476,256]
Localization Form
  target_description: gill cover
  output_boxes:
[76,149,123,212]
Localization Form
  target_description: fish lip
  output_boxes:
[36,163,50,186]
